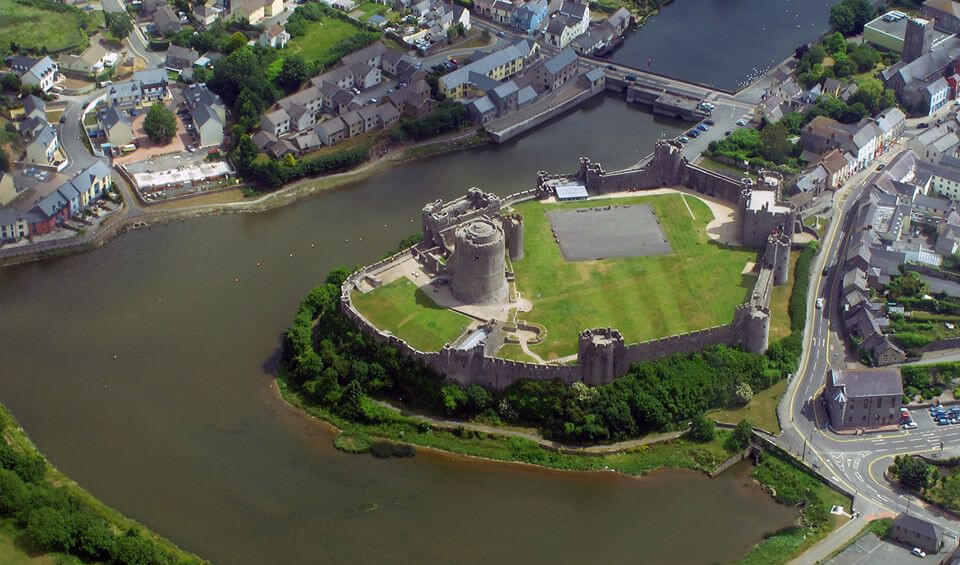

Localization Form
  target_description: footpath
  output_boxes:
[372,398,686,455]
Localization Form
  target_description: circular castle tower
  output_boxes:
[452,218,508,304]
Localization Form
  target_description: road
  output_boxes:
[100,0,165,67]
[774,143,960,561]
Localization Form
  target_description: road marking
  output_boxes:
[855,471,864,482]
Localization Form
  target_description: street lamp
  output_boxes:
[901,494,912,516]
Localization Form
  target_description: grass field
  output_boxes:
[352,277,471,351]
[496,343,536,362]
[709,379,786,433]
[513,194,758,359]
[282,16,365,66]
[769,253,800,341]
[0,0,100,53]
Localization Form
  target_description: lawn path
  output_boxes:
[680,194,695,220]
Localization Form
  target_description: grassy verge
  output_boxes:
[282,15,366,67]
[495,343,537,362]
[398,130,490,161]
[770,253,800,341]
[709,379,786,434]
[351,277,472,351]
[0,404,203,564]
[279,377,735,474]
[739,450,852,564]
[0,0,101,54]
[696,157,758,180]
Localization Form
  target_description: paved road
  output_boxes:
[101,0,165,67]
[775,143,960,561]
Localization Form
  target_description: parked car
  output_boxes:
[369,98,379,104]
[736,118,748,126]
[697,124,709,131]
[912,548,927,557]
[918,122,929,129]
[625,74,637,81]
[723,130,732,136]
[902,421,918,429]
[496,30,505,37]
[678,136,690,143]
[877,163,885,171]
[606,64,616,70]
[704,119,715,126]
[687,130,699,138]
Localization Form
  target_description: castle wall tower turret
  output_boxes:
[745,308,770,354]
[451,218,508,304]
[502,214,524,261]
[577,328,625,385]
[764,232,792,286]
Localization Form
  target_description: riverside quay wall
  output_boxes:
[339,156,792,389]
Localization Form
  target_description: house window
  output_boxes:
[862,415,867,422]
[877,398,882,408]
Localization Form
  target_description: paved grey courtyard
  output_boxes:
[546,204,672,262]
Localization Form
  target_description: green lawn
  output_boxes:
[769,253,800,341]
[353,1,394,21]
[0,0,100,53]
[351,277,471,351]
[496,343,536,362]
[513,194,758,359]
[709,379,786,434]
[696,157,758,180]
[281,16,365,66]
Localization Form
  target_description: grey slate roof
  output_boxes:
[831,368,903,397]
[544,49,577,74]
[894,513,942,540]
[22,95,45,117]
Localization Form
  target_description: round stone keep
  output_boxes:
[452,218,507,304]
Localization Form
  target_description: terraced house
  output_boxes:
[438,39,538,98]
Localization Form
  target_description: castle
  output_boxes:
[341,140,801,390]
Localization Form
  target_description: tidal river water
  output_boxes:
[0,97,798,563]
[610,0,840,91]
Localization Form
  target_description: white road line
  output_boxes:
[855,471,864,482]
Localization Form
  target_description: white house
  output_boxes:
[10,56,58,92]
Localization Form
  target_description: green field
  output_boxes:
[709,379,786,434]
[513,194,757,359]
[769,253,799,341]
[0,0,101,54]
[282,16,365,66]
[352,278,471,351]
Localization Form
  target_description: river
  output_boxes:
[609,0,840,91]
[0,97,803,563]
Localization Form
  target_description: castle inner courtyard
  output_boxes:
[546,204,672,261]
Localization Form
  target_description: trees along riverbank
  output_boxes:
[0,405,204,564]
[278,241,821,449]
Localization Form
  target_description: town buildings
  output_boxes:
[259,24,291,49]
[0,162,112,242]
[438,39,538,98]
[183,83,226,148]
[824,368,903,431]
[544,1,590,48]
[881,18,960,116]
[98,106,135,147]
[107,68,170,107]
[864,10,955,54]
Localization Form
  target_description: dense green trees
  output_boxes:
[0,410,190,564]
[830,0,873,36]
[277,54,312,94]
[391,101,473,141]
[143,103,176,144]
[105,11,133,39]
[892,455,935,490]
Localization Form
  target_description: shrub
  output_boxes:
[369,441,416,458]
[725,419,753,451]
[687,414,716,443]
